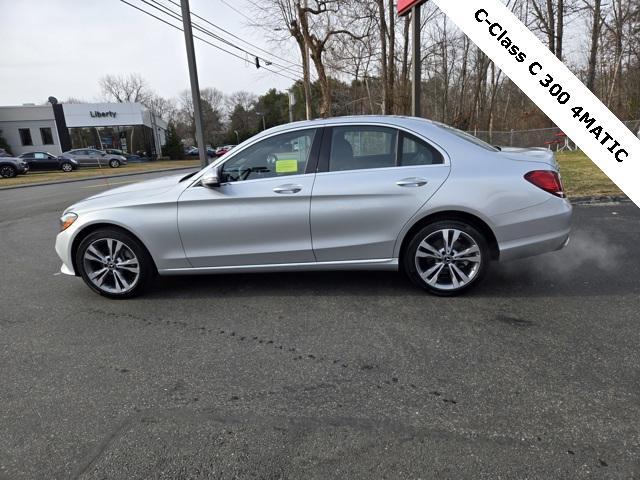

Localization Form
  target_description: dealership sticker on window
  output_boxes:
[430,0,640,207]
[275,159,298,174]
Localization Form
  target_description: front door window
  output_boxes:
[221,129,316,182]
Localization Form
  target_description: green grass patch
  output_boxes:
[556,150,623,198]
[1,160,200,188]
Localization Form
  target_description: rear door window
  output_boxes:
[400,133,444,166]
[329,126,397,172]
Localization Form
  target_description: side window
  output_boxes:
[400,133,444,166]
[221,129,316,182]
[21,153,34,159]
[34,152,47,159]
[329,126,396,172]
[19,128,33,146]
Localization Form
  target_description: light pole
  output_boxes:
[256,112,266,131]
[180,0,208,168]
[234,130,239,144]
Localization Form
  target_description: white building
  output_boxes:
[0,102,167,157]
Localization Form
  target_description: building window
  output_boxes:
[40,127,54,145]
[19,128,33,146]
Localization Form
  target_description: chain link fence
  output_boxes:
[468,120,640,149]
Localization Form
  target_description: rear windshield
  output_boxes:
[435,122,499,152]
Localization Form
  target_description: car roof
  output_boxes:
[250,115,441,139]
[244,115,454,149]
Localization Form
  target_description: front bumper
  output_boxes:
[55,226,77,275]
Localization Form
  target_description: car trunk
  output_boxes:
[497,147,558,169]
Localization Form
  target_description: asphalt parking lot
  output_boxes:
[1,172,639,479]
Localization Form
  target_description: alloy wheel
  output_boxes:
[83,238,140,294]
[414,228,482,291]
[61,163,73,172]
[0,165,16,178]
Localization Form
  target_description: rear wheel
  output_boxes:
[109,159,120,168]
[61,162,73,172]
[403,220,489,296]
[0,165,17,178]
[76,228,154,298]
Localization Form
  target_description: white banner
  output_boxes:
[431,0,640,206]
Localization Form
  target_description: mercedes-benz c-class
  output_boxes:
[55,116,572,298]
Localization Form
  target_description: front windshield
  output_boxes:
[435,122,499,152]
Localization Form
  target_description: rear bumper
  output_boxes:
[494,197,572,262]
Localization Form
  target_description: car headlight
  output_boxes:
[60,212,78,232]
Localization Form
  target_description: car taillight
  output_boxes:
[524,170,566,198]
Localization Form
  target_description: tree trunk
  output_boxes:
[586,0,602,92]
[376,0,390,114]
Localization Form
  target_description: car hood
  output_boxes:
[498,147,558,167]
[65,172,190,214]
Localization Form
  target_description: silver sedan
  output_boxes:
[55,116,572,298]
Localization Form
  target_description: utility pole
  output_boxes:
[299,0,312,120]
[411,4,421,117]
[181,0,207,168]
[288,91,295,123]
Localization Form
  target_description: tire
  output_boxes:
[109,159,120,168]
[403,220,490,296]
[75,228,155,299]
[61,162,73,172]
[0,165,17,178]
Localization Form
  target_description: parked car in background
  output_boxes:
[60,149,127,168]
[104,149,145,163]
[0,155,29,178]
[184,147,199,157]
[55,116,572,298]
[19,152,78,172]
[215,145,236,156]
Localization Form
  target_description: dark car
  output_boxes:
[0,156,29,178]
[19,151,78,172]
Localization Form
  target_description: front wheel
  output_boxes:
[61,162,74,172]
[109,159,120,168]
[0,165,17,178]
[76,228,154,298]
[403,221,490,296]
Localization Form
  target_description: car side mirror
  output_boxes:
[201,172,221,188]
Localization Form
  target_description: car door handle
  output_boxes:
[273,184,303,194]
[396,177,428,187]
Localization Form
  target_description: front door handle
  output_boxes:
[273,184,303,194]
[396,177,428,187]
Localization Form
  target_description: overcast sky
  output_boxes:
[0,0,295,106]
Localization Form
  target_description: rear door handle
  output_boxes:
[273,184,303,194]
[396,177,428,187]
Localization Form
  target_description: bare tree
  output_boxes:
[99,73,150,103]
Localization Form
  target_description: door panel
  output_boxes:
[310,166,449,261]
[310,125,450,262]
[177,128,320,268]
[177,174,316,267]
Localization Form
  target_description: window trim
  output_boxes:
[187,122,449,188]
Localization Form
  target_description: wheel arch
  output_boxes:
[397,210,500,265]
[70,222,158,276]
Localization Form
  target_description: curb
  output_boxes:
[570,195,631,205]
[0,166,199,191]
